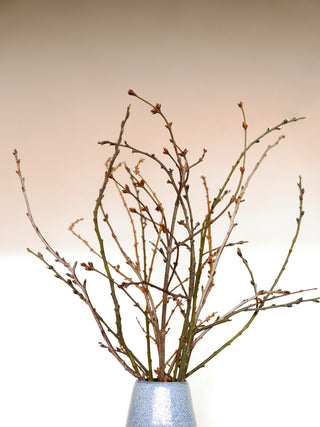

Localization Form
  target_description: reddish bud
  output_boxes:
[238,102,243,108]
[135,179,145,188]
[178,148,188,157]
[240,166,245,173]
[159,224,167,232]
[128,89,136,96]
[151,103,161,115]
[122,184,130,193]
[242,122,248,130]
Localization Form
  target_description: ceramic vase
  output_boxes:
[126,380,197,427]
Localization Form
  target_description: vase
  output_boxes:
[126,380,197,427]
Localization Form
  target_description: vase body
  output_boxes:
[126,380,197,427]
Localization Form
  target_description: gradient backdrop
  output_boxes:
[1,1,319,426]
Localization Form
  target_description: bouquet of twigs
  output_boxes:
[14,90,319,382]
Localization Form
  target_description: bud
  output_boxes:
[151,103,161,115]
[128,89,136,96]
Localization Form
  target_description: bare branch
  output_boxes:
[14,92,314,384]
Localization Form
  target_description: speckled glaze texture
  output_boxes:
[126,381,197,427]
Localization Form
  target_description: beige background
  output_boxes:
[1,1,319,426]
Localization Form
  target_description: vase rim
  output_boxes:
[135,379,189,383]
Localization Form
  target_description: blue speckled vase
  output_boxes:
[126,380,197,427]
